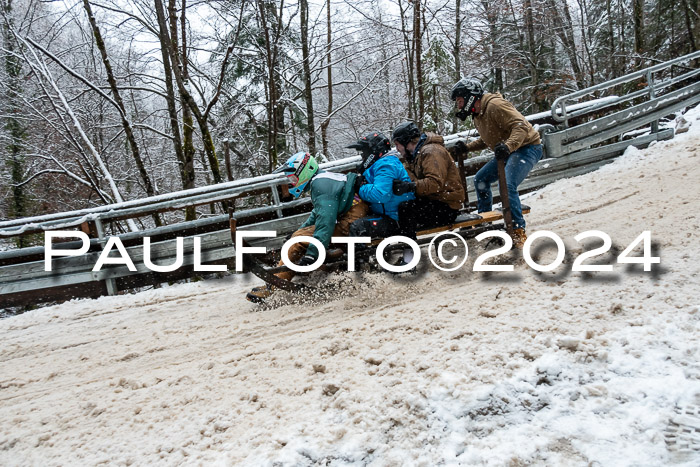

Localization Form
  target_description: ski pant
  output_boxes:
[397,198,460,240]
[474,144,542,229]
[275,201,369,281]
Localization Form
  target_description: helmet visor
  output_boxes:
[285,173,299,186]
[347,141,368,150]
[272,164,294,175]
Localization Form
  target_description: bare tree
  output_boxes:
[300,0,316,155]
[414,0,425,126]
[11,29,138,231]
[82,0,162,225]
[320,0,332,156]
[1,0,26,234]
[154,0,230,185]
[633,0,645,66]
[545,0,584,90]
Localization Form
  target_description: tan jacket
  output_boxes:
[404,133,465,210]
[465,93,541,153]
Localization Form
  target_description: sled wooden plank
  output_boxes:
[417,211,499,236]
[416,206,531,237]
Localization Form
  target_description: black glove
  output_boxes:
[393,179,416,195]
[298,254,316,266]
[454,140,469,156]
[284,231,294,241]
[353,174,365,193]
[494,142,511,161]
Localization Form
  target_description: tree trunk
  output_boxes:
[153,0,186,191]
[180,18,196,219]
[154,0,222,185]
[398,0,415,120]
[695,0,700,52]
[199,150,215,215]
[633,0,645,67]
[454,0,461,82]
[2,0,28,242]
[414,0,424,126]
[546,0,584,89]
[256,0,279,171]
[300,0,316,155]
[168,0,196,220]
[83,0,162,226]
[576,0,596,85]
[321,0,332,157]
[481,0,503,93]
[681,0,698,52]
[377,5,391,125]
[523,0,540,110]
[606,0,617,78]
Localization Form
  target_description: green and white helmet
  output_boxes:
[274,152,319,198]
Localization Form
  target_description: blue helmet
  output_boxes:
[273,152,319,198]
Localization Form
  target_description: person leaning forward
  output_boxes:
[246,152,369,303]
[451,77,542,248]
[391,121,465,242]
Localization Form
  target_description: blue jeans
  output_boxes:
[474,144,542,229]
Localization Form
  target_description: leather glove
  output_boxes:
[494,142,511,161]
[392,179,416,195]
[298,254,316,266]
[454,140,469,156]
[354,174,365,193]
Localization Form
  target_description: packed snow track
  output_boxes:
[1,110,699,465]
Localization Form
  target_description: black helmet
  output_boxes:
[391,121,421,147]
[347,131,391,171]
[451,77,484,120]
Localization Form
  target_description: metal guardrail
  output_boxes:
[0,157,361,237]
[544,50,700,157]
[1,51,698,308]
[551,51,700,126]
[0,213,306,297]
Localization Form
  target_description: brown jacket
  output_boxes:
[465,93,541,153]
[404,133,465,210]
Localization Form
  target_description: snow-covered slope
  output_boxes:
[1,109,699,466]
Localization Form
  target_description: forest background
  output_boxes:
[1,0,697,237]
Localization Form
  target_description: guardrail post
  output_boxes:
[647,70,660,134]
[94,217,118,296]
[542,131,563,158]
[270,185,284,218]
[560,101,569,128]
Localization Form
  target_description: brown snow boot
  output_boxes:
[246,284,275,303]
[510,228,527,249]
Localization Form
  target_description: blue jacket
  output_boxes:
[359,152,415,221]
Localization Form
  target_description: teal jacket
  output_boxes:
[299,171,359,259]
